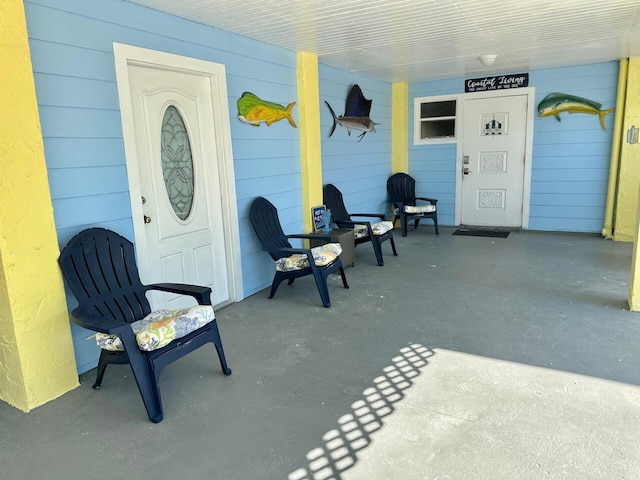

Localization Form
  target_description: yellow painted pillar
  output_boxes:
[601,59,628,239]
[628,183,640,310]
[0,0,78,411]
[391,82,409,174]
[297,52,323,232]
[613,58,640,242]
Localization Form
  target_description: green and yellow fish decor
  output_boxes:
[537,92,615,130]
[237,92,297,128]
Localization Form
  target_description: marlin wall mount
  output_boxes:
[325,84,378,141]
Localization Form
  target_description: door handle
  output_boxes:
[463,167,470,175]
[144,215,152,224]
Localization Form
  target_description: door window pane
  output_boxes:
[161,105,194,221]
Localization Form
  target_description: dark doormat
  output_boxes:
[453,228,509,238]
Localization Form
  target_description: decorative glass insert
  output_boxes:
[161,105,194,221]
[480,112,508,135]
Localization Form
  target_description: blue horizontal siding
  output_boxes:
[43,138,125,168]
[319,64,392,217]
[408,61,617,232]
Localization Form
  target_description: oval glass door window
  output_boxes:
[161,105,194,221]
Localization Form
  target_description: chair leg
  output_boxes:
[401,215,408,237]
[389,236,398,256]
[433,215,439,234]
[414,219,420,230]
[338,266,349,289]
[93,349,129,389]
[269,274,286,299]
[312,269,331,307]
[117,329,164,423]
[371,238,384,266]
[209,321,232,376]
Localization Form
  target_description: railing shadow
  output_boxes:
[288,343,435,480]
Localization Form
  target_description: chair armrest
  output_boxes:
[333,219,360,229]
[148,283,212,305]
[287,233,337,241]
[264,245,314,257]
[416,197,438,205]
[70,306,128,333]
[350,213,386,221]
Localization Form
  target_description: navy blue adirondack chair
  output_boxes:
[58,227,231,423]
[387,173,439,236]
[249,196,349,307]
[322,183,397,266]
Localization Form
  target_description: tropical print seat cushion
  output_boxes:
[95,305,215,352]
[275,243,342,272]
[403,204,436,214]
[353,221,394,239]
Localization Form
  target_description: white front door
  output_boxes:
[114,44,242,309]
[460,94,530,227]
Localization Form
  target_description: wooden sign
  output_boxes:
[465,73,529,93]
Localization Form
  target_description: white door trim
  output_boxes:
[113,43,243,304]
[454,87,535,228]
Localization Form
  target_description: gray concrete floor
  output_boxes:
[2,227,640,479]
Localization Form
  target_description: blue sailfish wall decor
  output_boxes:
[325,84,378,141]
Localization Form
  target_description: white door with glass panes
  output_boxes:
[114,44,242,310]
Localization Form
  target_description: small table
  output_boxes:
[310,228,355,267]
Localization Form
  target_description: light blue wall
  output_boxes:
[319,65,393,216]
[25,0,303,372]
[409,62,618,232]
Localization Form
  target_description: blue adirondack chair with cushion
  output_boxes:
[58,227,232,423]
[387,173,439,236]
[249,196,349,307]
[323,183,397,266]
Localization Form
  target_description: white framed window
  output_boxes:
[414,95,457,145]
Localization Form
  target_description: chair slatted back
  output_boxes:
[59,228,152,324]
[249,197,293,260]
[322,184,351,223]
[387,173,417,206]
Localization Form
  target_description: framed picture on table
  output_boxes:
[312,205,327,232]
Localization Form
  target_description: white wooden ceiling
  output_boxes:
[128,0,640,82]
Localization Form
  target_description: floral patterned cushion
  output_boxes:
[396,205,436,214]
[353,221,394,239]
[95,305,215,352]
[275,243,342,272]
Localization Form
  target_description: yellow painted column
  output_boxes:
[601,59,628,239]
[297,52,323,232]
[391,82,409,174]
[628,183,640,310]
[0,0,78,411]
[613,58,640,242]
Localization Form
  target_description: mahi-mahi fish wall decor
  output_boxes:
[325,84,378,141]
[537,92,615,130]
[237,92,297,128]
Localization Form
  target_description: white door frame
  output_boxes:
[455,87,535,228]
[113,43,243,304]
